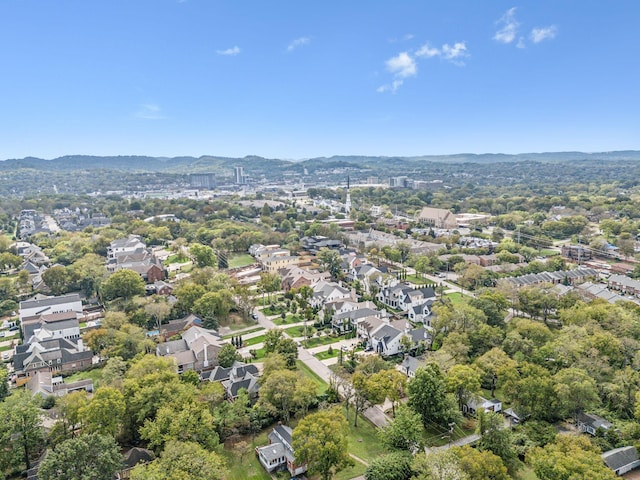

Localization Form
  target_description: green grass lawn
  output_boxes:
[445,292,466,305]
[539,249,559,257]
[272,314,304,326]
[296,360,327,395]
[342,406,389,463]
[228,253,256,269]
[222,430,272,480]
[242,334,266,347]
[64,367,105,388]
[260,304,288,316]
[303,334,348,349]
[334,462,367,480]
[316,346,363,360]
[405,274,433,285]
[165,253,190,264]
[283,325,317,338]
[222,327,264,339]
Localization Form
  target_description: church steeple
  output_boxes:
[345,175,352,219]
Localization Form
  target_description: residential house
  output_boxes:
[158,313,202,340]
[576,412,613,436]
[369,323,405,357]
[256,425,307,477]
[13,337,93,383]
[145,280,174,296]
[331,306,387,334]
[300,235,343,255]
[463,395,502,416]
[21,311,81,344]
[25,371,93,397]
[117,448,155,480]
[156,325,225,373]
[262,255,300,274]
[203,362,260,401]
[280,266,329,292]
[399,356,426,378]
[107,235,166,282]
[561,245,592,262]
[499,268,599,288]
[19,293,83,323]
[602,446,640,476]
[309,281,354,309]
[608,274,640,297]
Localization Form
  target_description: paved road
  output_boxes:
[252,307,391,428]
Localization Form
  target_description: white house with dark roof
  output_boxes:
[309,281,354,309]
[602,446,640,476]
[256,425,306,476]
[19,293,82,322]
[576,412,613,436]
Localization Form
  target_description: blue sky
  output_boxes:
[1,1,639,160]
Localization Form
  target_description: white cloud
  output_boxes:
[415,43,440,58]
[287,37,310,52]
[376,79,404,94]
[216,46,241,56]
[516,37,526,49]
[135,104,165,120]
[530,25,558,43]
[494,7,519,44]
[442,42,468,60]
[416,41,468,65]
[385,51,417,78]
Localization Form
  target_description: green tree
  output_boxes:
[365,451,413,480]
[446,364,482,411]
[218,343,241,368]
[553,367,600,419]
[476,411,517,474]
[130,440,227,480]
[317,247,343,279]
[292,408,353,480]
[0,390,44,471]
[0,365,9,401]
[352,372,386,427]
[453,445,509,480]
[262,329,298,368]
[42,265,71,295]
[79,387,126,438]
[189,243,216,268]
[378,404,423,452]
[38,433,123,480]
[101,269,145,301]
[408,364,461,429]
[140,401,219,452]
[527,434,617,480]
[412,449,468,480]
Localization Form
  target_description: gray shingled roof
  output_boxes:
[603,446,639,471]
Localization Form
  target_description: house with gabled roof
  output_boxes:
[602,446,640,476]
[309,280,354,309]
[256,425,307,477]
[156,325,225,373]
[576,412,613,436]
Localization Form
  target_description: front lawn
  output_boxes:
[222,327,264,340]
[283,325,316,338]
[342,406,389,463]
[242,334,266,347]
[303,334,347,348]
[272,313,304,326]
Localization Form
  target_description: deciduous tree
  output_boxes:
[292,408,353,480]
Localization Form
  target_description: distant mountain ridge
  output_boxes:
[1,151,640,173]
